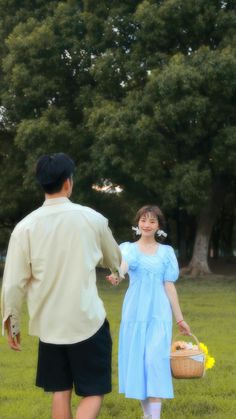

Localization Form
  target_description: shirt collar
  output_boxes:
[43,197,71,206]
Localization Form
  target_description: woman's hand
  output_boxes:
[177,320,191,335]
[106,274,120,286]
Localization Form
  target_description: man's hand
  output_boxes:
[106,274,120,286]
[5,317,21,351]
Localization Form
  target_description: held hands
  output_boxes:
[177,320,191,335]
[106,274,121,286]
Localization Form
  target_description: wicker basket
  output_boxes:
[171,333,205,379]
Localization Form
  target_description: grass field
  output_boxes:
[0,273,236,419]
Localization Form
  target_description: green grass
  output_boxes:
[0,274,236,418]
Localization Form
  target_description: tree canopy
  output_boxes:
[0,0,235,274]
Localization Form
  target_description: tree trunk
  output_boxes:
[176,207,188,264]
[210,224,220,259]
[177,211,195,264]
[220,193,235,260]
[181,179,227,277]
[181,213,214,276]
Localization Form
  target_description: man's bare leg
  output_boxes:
[76,395,103,419]
[52,389,73,419]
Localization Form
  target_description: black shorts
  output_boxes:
[36,319,112,396]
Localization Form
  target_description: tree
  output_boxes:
[0,0,61,242]
[0,1,139,244]
[0,0,235,274]
[86,0,236,275]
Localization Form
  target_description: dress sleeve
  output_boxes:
[119,242,138,271]
[163,246,179,282]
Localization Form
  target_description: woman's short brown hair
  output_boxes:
[134,205,166,243]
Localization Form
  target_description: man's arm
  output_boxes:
[106,259,128,285]
[1,233,31,350]
[99,220,122,276]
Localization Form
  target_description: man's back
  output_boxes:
[1,153,121,417]
[2,197,121,344]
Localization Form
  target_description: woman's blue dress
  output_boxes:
[118,242,179,400]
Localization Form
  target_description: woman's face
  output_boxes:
[138,212,159,238]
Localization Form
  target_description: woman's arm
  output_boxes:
[106,259,128,285]
[164,281,191,335]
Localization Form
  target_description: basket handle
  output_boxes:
[172,333,200,347]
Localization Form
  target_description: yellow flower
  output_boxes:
[206,356,215,370]
[199,342,208,355]
[199,342,215,370]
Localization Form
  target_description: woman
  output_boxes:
[107,205,190,419]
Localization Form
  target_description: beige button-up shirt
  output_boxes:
[1,197,121,344]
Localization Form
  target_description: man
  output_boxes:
[1,153,122,419]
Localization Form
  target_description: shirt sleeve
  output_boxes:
[163,246,179,282]
[1,233,31,336]
[98,219,122,275]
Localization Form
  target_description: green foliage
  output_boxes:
[0,129,41,235]
[0,0,235,256]
[213,126,236,175]
[16,108,76,158]
[0,273,236,418]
